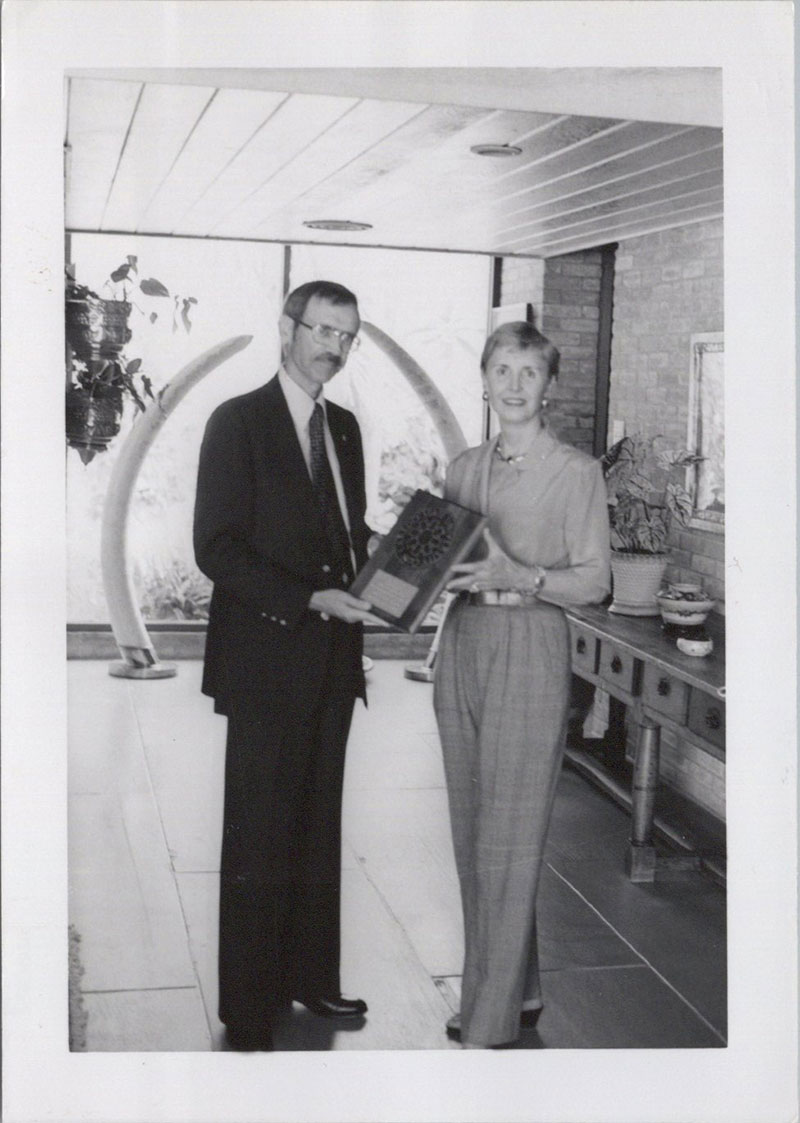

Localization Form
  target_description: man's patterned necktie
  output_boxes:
[309,402,354,582]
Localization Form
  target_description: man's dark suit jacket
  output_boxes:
[194,375,370,716]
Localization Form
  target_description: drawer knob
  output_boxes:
[705,707,722,730]
[610,655,623,674]
[657,677,671,697]
[576,637,586,654]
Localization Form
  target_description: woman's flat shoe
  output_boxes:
[445,1013,515,1047]
[445,1008,542,1044]
[445,1013,462,1042]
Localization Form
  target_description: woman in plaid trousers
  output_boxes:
[434,321,611,1048]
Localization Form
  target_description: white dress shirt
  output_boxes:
[278,367,354,549]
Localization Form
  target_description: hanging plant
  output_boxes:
[103,257,198,334]
[65,260,198,464]
[65,381,125,465]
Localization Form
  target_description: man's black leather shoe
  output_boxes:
[295,994,368,1018]
[224,1024,274,1051]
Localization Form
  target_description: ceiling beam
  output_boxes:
[65,67,722,128]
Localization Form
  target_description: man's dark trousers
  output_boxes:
[217,642,356,1026]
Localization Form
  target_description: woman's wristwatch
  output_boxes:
[515,565,546,600]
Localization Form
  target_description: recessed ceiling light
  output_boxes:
[302,219,373,232]
[470,144,523,157]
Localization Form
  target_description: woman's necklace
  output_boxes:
[495,443,530,465]
[495,425,545,465]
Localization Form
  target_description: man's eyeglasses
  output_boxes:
[290,317,360,351]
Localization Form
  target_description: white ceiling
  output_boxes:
[64,69,723,259]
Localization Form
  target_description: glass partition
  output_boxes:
[290,244,491,531]
[66,238,491,624]
[66,234,284,623]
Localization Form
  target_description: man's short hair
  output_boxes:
[282,280,359,322]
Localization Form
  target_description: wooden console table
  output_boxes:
[564,604,726,882]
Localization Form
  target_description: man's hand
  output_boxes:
[366,533,384,558]
[309,588,385,625]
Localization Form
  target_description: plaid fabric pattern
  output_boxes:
[434,599,571,1046]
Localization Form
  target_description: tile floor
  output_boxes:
[67,658,727,1052]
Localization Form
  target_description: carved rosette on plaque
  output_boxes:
[350,490,488,633]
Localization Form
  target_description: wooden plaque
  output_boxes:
[351,490,487,633]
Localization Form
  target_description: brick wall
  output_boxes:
[541,251,603,456]
[499,251,603,456]
[609,218,725,607]
[501,234,727,819]
[610,218,726,819]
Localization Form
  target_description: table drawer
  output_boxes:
[569,623,598,674]
[598,641,640,695]
[641,664,690,723]
[687,691,726,748]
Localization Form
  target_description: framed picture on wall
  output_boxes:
[686,332,724,530]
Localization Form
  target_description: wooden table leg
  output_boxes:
[626,716,660,882]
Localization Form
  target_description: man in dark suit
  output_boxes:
[194,280,381,1051]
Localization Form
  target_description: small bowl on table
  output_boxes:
[656,583,715,628]
[676,635,714,657]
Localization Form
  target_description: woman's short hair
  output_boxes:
[282,280,359,322]
[480,321,560,378]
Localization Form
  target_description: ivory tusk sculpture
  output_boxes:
[359,322,469,683]
[101,335,253,678]
[101,323,466,680]
[359,321,468,461]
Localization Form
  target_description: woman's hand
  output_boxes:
[446,529,518,592]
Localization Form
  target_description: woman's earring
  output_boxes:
[482,390,489,401]
[541,397,549,409]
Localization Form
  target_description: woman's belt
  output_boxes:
[462,590,540,607]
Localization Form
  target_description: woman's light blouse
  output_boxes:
[444,425,611,608]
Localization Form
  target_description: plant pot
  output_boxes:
[66,297,132,360]
[66,384,124,464]
[609,552,669,616]
[656,591,715,627]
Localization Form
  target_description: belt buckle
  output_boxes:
[466,589,527,607]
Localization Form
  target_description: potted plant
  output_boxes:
[65,258,197,464]
[601,433,703,615]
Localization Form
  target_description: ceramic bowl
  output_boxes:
[656,589,715,627]
[676,636,714,657]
